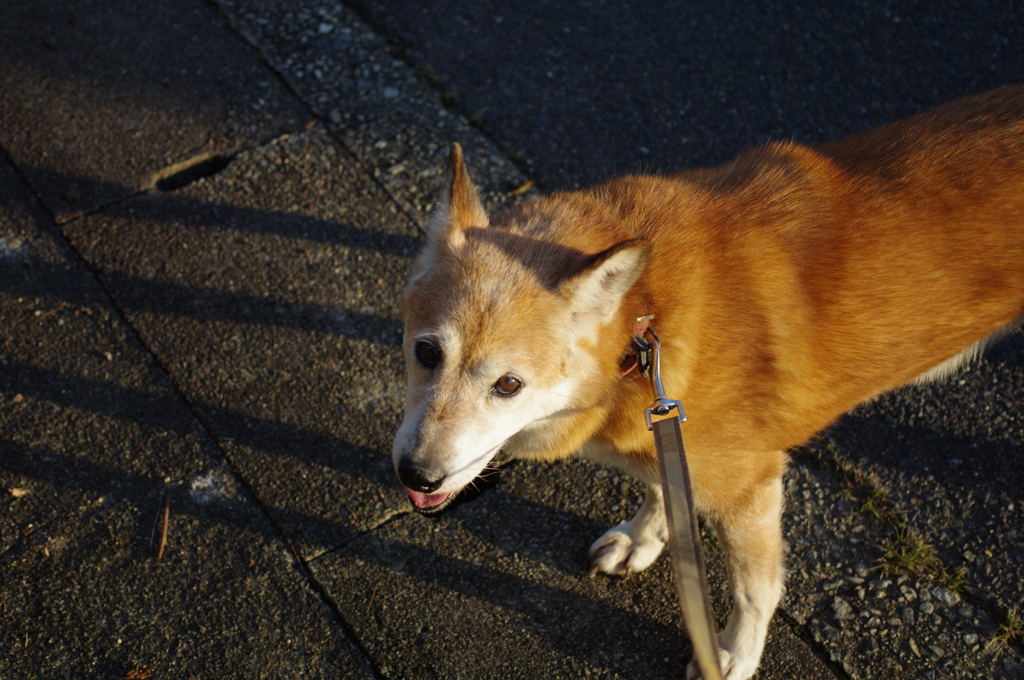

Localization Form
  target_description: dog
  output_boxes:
[391,85,1024,679]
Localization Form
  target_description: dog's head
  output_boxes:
[392,144,649,513]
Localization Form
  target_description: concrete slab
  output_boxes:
[0,154,374,677]
[57,125,417,556]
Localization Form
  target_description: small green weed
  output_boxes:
[804,441,968,592]
[878,522,938,577]
[986,609,1023,657]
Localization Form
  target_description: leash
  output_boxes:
[633,316,724,680]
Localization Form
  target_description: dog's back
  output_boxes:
[590,85,1024,462]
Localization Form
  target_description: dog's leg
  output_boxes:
[687,473,785,680]
[588,482,667,576]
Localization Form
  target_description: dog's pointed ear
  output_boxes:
[425,143,489,247]
[562,239,650,335]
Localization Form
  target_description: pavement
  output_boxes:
[0,1,1022,679]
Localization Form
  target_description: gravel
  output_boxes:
[783,451,1014,679]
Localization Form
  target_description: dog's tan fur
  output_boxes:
[393,85,1024,679]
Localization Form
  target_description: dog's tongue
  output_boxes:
[405,488,450,510]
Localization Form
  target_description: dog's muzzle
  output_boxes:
[397,459,454,513]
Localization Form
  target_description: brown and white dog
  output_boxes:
[391,85,1024,679]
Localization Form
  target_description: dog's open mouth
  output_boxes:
[401,464,507,515]
[404,488,455,514]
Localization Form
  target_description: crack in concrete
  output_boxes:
[776,608,854,680]
[305,505,415,565]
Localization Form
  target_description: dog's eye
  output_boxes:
[493,374,522,396]
[414,340,441,369]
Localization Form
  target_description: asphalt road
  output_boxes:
[348,0,1024,188]
[1,0,1022,679]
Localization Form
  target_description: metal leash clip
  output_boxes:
[640,321,686,430]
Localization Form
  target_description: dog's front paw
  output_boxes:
[587,524,664,577]
[684,644,758,680]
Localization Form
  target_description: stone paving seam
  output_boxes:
[1,144,379,676]
[332,0,540,188]
[784,439,1016,678]
[198,0,432,239]
[87,235,390,680]
[207,0,536,228]
[0,128,302,236]
[304,506,413,565]
[0,0,316,223]
[168,412,390,680]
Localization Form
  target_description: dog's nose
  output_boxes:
[397,459,444,493]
